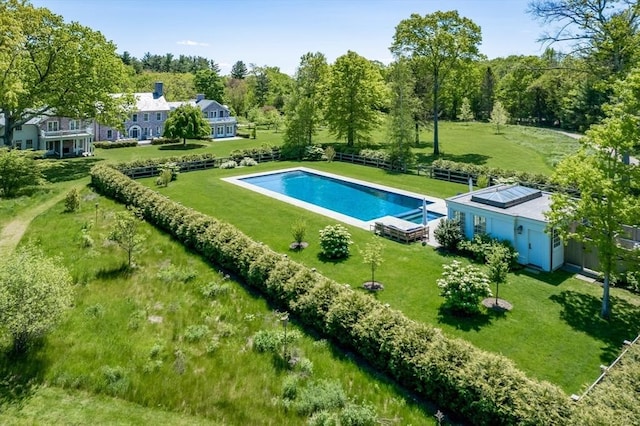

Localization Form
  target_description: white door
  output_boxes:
[528,229,547,269]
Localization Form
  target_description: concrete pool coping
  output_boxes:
[222,167,448,237]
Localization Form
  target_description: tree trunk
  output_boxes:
[601,270,611,319]
[414,122,420,146]
[433,77,440,156]
[183,137,186,146]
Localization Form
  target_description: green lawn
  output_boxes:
[143,162,640,394]
[2,186,437,425]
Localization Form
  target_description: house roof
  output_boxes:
[133,92,170,112]
[446,184,552,222]
[196,99,228,111]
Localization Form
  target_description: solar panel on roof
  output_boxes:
[471,185,542,209]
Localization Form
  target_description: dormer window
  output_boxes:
[69,119,78,130]
[47,121,59,132]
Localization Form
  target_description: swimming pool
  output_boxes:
[224,168,445,228]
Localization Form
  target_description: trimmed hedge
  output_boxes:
[90,164,573,425]
[112,153,216,171]
[150,137,180,145]
[94,140,138,149]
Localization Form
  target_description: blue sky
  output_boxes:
[35,0,549,75]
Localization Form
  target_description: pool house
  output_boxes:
[445,184,564,272]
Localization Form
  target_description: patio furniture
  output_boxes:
[372,216,428,244]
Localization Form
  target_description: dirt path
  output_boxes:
[0,189,73,254]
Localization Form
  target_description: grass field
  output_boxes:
[1,187,438,425]
[140,161,640,393]
[0,121,603,423]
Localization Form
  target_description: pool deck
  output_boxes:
[223,166,448,246]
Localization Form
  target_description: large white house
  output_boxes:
[445,184,564,272]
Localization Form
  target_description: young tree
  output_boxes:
[0,246,73,354]
[283,52,329,159]
[361,238,384,289]
[108,209,147,268]
[0,149,45,198]
[391,11,482,156]
[458,97,474,122]
[325,51,387,146]
[387,59,417,170]
[545,69,640,319]
[194,69,225,103]
[163,104,211,146]
[0,0,132,146]
[487,246,510,305]
[490,101,509,134]
[230,60,248,79]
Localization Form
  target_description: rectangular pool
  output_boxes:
[224,167,445,228]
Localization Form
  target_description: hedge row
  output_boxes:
[430,159,556,187]
[149,137,180,145]
[94,140,138,149]
[90,164,573,425]
[228,145,280,162]
[112,153,216,171]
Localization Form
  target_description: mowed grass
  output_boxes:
[144,162,640,393]
[3,186,436,425]
[93,121,580,176]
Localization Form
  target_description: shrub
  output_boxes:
[64,188,81,212]
[339,403,377,426]
[252,329,281,353]
[319,224,353,259]
[281,373,301,400]
[150,137,179,145]
[458,234,519,269]
[291,219,307,246]
[239,157,258,167]
[358,149,389,162]
[476,174,491,188]
[437,260,492,315]
[293,379,346,416]
[200,282,231,298]
[304,145,325,161]
[184,325,209,342]
[94,140,138,149]
[434,219,463,251]
[155,162,179,187]
[156,263,196,283]
[100,365,129,396]
[219,160,237,169]
[323,146,336,162]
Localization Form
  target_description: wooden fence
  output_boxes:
[334,152,395,170]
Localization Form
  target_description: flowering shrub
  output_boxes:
[219,160,237,169]
[437,260,492,315]
[319,224,352,259]
[239,157,258,167]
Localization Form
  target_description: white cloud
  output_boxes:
[177,40,209,47]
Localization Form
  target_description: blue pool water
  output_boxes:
[240,170,443,223]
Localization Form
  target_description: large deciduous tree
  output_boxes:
[163,104,211,146]
[194,69,225,103]
[387,58,417,170]
[283,52,329,159]
[0,148,45,198]
[545,68,640,319]
[0,246,73,354]
[0,0,132,147]
[324,51,386,146]
[391,11,481,156]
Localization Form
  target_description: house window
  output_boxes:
[107,130,112,139]
[69,120,77,130]
[14,140,22,149]
[217,126,223,136]
[132,114,138,122]
[213,111,217,118]
[156,126,161,135]
[47,121,59,132]
[156,112,162,121]
[553,229,561,248]
[15,125,22,131]
[453,210,465,234]
[143,113,149,122]
[473,215,486,235]
[46,141,54,150]
[26,139,33,149]
[226,126,232,134]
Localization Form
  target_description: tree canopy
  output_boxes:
[324,51,387,146]
[0,246,73,354]
[0,0,132,146]
[163,104,211,145]
[391,10,482,156]
[194,69,225,103]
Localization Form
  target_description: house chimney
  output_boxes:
[153,82,164,99]
[196,94,205,103]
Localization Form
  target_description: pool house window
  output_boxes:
[553,229,561,248]
[473,215,486,235]
[453,210,466,235]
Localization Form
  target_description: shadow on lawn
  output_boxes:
[42,157,103,183]
[95,263,134,280]
[0,343,47,410]
[512,268,574,287]
[158,143,205,151]
[437,305,507,332]
[550,290,640,362]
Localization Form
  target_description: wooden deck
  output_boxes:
[371,217,428,244]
